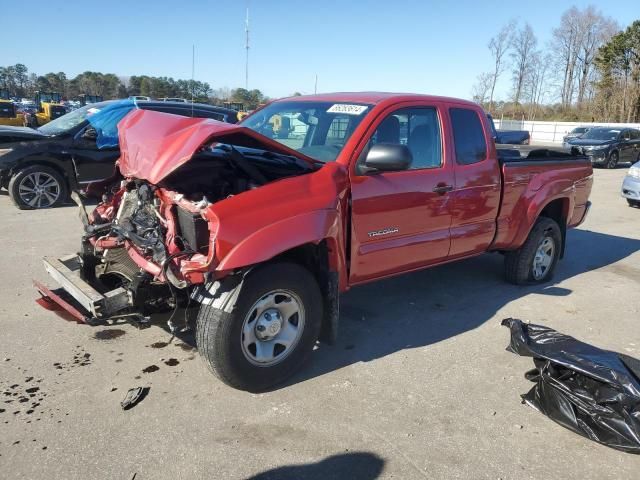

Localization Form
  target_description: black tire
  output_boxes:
[505,217,562,285]
[628,199,640,208]
[8,165,67,210]
[196,262,323,392]
[605,150,619,169]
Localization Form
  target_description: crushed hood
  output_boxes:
[117,109,317,184]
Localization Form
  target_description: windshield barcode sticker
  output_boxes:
[327,104,368,115]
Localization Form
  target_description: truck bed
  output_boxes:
[491,147,593,250]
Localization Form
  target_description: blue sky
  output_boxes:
[2,0,636,99]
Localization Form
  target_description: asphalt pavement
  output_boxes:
[1,166,639,479]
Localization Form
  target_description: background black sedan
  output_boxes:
[0,101,238,209]
[568,127,640,169]
[562,126,589,144]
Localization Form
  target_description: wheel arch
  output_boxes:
[9,157,74,190]
[510,195,571,257]
[538,198,570,258]
[268,240,339,343]
[216,214,345,345]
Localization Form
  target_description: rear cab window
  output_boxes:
[450,108,487,165]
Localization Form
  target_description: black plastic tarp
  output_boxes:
[502,318,640,453]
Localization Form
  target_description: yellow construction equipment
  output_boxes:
[0,89,25,126]
[223,101,250,121]
[23,92,66,127]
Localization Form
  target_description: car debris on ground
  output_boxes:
[120,387,149,410]
[502,317,640,454]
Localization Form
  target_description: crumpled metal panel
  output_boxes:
[116,109,316,184]
[502,318,640,453]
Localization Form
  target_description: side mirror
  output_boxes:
[82,127,98,140]
[361,143,412,174]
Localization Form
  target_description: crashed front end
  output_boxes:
[35,108,318,327]
[36,181,219,327]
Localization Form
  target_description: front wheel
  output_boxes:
[628,199,640,208]
[504,217,562,285]
[8,165,67,209]
[196,263,323,392]
[605,151,619,169]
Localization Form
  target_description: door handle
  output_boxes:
[433,184,453,195]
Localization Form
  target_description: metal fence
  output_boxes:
[493,119,640,144]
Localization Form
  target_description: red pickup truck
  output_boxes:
[36,93,593,391]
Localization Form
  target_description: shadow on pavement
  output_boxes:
[145,228,640,390]
[282,228,640,388]
[245,452,384,480]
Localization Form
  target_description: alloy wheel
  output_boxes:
[18,171,61,208]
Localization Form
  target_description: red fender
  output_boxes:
[216,209,342,272]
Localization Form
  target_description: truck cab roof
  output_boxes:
[279,92,480,108]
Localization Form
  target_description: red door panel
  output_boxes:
[348,103,455,284]
[350,169,454,283]
[448,108,501,257]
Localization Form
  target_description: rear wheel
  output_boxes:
[605,150,619,169]
[505,217,562,285]
[196,262,322,392]
[8,165,67,209]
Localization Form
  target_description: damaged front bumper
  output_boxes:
[35,254,143,326]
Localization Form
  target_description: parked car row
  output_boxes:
[562,126,590,144]
[0,100,239,209]
[567,127,640,169]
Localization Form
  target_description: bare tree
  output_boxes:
[575,6,618,106]
[552,7,582,107]
[487,20,516,110]
[472,72,494,106]
[524,53,552,120]
[510,23,537,105]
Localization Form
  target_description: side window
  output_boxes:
[631,130,640,140]
[371,107,442,169]
[450,108,487,165]
[622,130,632,141]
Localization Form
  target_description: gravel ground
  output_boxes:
[0,167,639,479]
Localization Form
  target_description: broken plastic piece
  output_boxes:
[120,387,149,410]
[502,318,640,454]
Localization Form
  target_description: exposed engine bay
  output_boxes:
[101,145,311,257]
[61,144,314,326]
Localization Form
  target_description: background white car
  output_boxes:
[622,161,640,207]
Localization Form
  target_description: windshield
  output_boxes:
[240,101,372,162]
[37,104,102,136]
[581,128,619,140]
[571,127,587,134]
